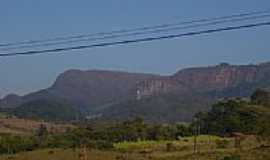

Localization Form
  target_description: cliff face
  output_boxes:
[173,63,259,90]
[1,62,270,122]
[49,69,158,108]
[135,63,270,99]
[135,77,182,99]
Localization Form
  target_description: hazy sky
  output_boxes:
[1,0,270,97]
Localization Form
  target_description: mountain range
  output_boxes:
[1,62,270,122]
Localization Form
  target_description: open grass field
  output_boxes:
[1,135,269,160]
[0,118,74,135]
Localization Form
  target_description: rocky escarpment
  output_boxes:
[173,63,259,90]
[1,62,270,122]
[135,77,180,99]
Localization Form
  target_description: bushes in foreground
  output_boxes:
[0,120,192,154]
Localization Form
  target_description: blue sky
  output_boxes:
[1,0,270,97]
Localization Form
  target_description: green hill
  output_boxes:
[12,99,80,121]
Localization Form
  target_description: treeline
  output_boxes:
[0,119,192,154]
[195,89,270,142]
[12,99,81,121]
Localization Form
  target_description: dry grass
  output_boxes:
[0,149,122,160]
[0,118,74,135]
[0,135,269,160]
[1,148,269,160]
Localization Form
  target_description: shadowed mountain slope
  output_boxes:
[1,62,270,122]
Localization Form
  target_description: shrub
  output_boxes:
[223,155,241,160]
[166,142,176,152]
[88,140,113,150]
[216,139,230,149]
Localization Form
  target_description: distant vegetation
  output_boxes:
[0,112,9,118]
[0,117,194,154]
[12,99,81,121]
[0,89,269,159]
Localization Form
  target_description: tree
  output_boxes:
[251,89,270,106]
[256,116,270,146]
[35,124,49,147]
[196,99,259,135]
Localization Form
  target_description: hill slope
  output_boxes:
[1,62,270,122]
[13,99,81,121]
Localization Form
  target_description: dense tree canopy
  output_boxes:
[251,89,270,106]
[195,90,270,136]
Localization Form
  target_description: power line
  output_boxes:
[2,14,270,51]
[1,21,269,57]
[0,9,270,48]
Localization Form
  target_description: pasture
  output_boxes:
[1,135,269,160]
